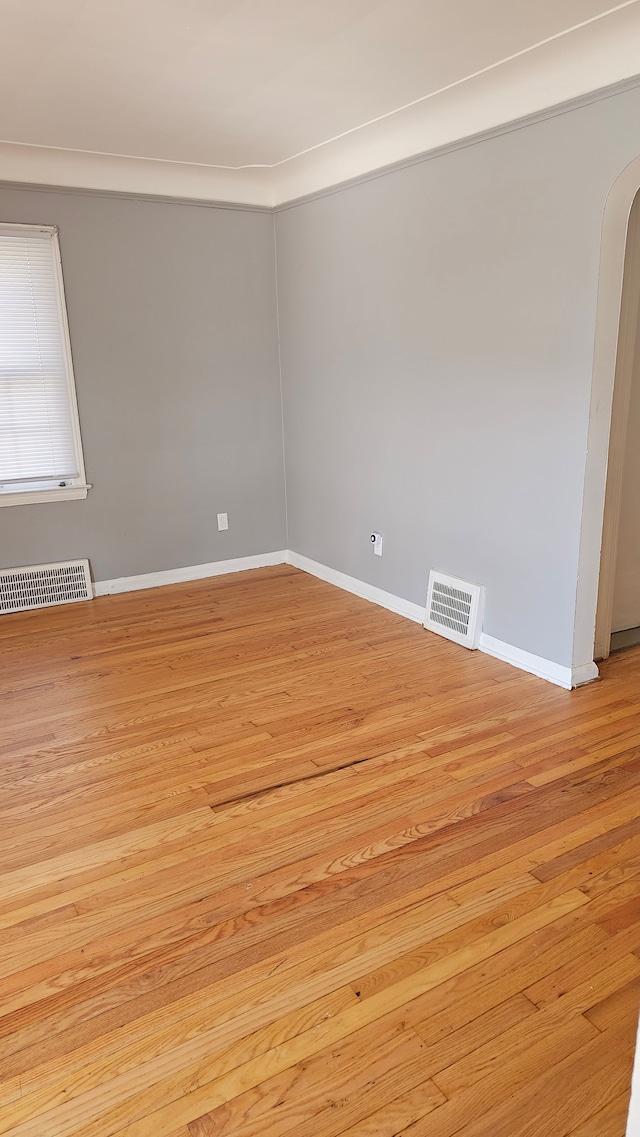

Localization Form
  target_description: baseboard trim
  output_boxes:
[570,660,600,688]
[288,552,598,690]
[285,551,425,624]
[94,548,599,690]
[94,550,288,596]
[479,633,599,690]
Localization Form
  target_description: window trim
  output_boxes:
[0,221,90,508]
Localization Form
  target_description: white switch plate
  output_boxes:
[217,512,229,531]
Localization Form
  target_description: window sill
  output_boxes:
[0,484,91,507]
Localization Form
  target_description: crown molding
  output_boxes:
[0,143,274,207]
[272,5,640,206]
[1,5,639,210]
[274,72,640,212]
[0,175,272,213]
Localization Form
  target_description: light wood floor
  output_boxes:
[0,565,638,1137]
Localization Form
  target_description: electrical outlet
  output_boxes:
[370,532,383,556]
[217,512,229,531]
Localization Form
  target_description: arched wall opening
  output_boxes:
[574,156,640,673]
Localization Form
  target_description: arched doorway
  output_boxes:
[596,190,640,659]
[573,157,640,672]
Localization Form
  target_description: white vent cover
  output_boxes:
[425,570,484,649]
[0,560,92,615]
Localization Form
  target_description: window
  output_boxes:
[0,223,89,506]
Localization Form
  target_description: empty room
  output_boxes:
[2,2,640,1135]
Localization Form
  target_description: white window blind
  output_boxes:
[0,225,85,496]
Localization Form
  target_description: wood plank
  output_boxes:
[186,1019,434,1137]
[567,1092,632,1137]
[584,973,640,1032]
[419,1015,637,1137]
[433,955,639,1098]
[0,567,638,1137]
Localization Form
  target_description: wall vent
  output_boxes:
[425,570,484,649]
[0,560,92,615]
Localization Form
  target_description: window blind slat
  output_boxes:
[0,232,79,485]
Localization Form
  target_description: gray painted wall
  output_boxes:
[5,84,640,667]
[0,186,286,582]
[276,86,640,666]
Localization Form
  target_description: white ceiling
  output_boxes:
[1,0,639,205]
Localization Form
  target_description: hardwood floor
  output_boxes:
[0,564,638,1137]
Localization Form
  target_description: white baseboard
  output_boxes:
[287,552,598,690]
[94,547,599,691]
[285,550,425,624]
[569,660,600,687]
[94,550,288,596]
[479,633,598,689]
